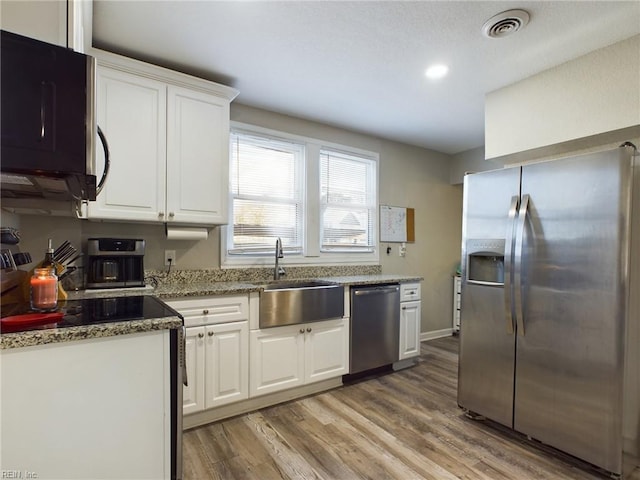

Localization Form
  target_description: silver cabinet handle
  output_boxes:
[203,309,209,315]
[306,328,312,333]
[197,332,204,338]
[402,306,407,310]
[169,212,175,218]
[299,328,305,334]
[504,195,519,335]
[208,331,214,337]
[159,212,165,217]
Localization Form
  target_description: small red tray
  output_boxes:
[1,312,64,333]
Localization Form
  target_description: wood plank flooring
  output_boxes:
[183,336,640,479]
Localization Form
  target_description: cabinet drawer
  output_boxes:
[166,295,249,327]
[400,283,421,302]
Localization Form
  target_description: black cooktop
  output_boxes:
[1,295,182,333]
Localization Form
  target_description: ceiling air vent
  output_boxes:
[482,9,530,38]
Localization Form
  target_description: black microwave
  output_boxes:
[0,30,108,202]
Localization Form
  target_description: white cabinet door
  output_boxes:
[90,67,167,222]
[166,86,229,225]
[183,327,205,415]
[305,318,349,383]
[250,325,305,397]
[399,300,421,360]
[204,321,248,408]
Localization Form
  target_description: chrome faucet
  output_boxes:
[274,237,285,280]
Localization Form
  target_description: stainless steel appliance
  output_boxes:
[349,284,400,374]
[458,145,639,478]
[86,238,145,289]
[0,30,110,202]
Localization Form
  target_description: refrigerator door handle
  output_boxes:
[504,195,519,334]
[514,194,530,336]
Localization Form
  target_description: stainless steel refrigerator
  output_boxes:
[457,145,639,477]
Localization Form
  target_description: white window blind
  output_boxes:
[320,149,376,252]
[228,131,304,254]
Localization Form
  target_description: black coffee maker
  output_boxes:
[86,238,145,289]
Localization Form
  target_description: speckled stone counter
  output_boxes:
[314,274,422,286]
[154,281,262,299]
[0,316,183,350]
[2,267,421,350]
[153,275,422,299]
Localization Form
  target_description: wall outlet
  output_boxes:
[164,250,176,266]
[399,243,406,257]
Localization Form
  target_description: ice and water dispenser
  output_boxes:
[465,239,505,285]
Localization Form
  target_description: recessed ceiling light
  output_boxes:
[425,64,449,80]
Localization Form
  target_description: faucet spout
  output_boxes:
[274,237,285,280]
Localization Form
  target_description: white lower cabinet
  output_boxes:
[250,318,349,397]
[1,331,171,479]
[399,283,422,360]
[166,296,249,415]
[204,321,249,408]
[399,300,421,359]
[183,326,205,414]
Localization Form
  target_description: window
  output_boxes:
[225,123,379,265]
[228,131,304,254]
[320,149,376,252]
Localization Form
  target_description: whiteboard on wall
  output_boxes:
[380,205,407,242]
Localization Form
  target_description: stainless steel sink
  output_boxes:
[259,280,344,328]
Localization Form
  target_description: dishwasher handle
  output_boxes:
[353,285,400,296]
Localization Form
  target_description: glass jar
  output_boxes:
[30,267,58,311]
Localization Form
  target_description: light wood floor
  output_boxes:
[183,336,640,479]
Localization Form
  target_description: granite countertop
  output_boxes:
[1,316,183,350]
[154,274,423,299]
[2,274,421,350]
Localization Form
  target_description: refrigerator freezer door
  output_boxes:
[458,167,520,427]
[514,148,633,475]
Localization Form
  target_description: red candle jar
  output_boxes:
[30,267,58,311]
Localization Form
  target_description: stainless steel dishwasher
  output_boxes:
[349,284,400,374]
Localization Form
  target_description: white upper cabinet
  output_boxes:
[86,50,238,225]
[90,67,167,222]
[166,86,229,224]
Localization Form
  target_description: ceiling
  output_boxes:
[92,1,640,156]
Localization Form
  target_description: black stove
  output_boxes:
[1,295,181,333]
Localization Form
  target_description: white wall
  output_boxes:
[485,34,640,162]
[0,0,67,46]
[449,146,504,185]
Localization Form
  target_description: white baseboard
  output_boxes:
[420,328,454,342]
